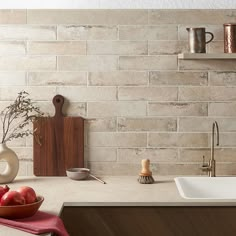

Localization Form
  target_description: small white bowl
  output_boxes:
[66,168,90,180]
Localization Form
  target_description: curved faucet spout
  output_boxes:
[210,121,220,177]
[211,121,219,161]
[200,121,220,177]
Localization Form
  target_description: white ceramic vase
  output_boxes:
[0,143,19,184]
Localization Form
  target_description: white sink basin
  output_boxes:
[175,176,236,200]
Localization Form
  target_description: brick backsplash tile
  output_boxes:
[149,71,208,86]
[0,87,56,101]
[209,72,236,86]
[58,25,118,40]
[119,25,178,40]
[118,86,178,101]
[149,133,208,148]
[28,10,148,25]
[0,10,26,24]
[179,87,236,101]
[88,101,147,117]
[0,25,56,40]
[0,56,56,71]
[0,72,26,86]
[57,86,117,101]
[58,55,118,71]
[88,71,148,86]
[151,163,203,176]
[87,162,140,175]
[209,102,236,116]
[28,72,87,86]
[28,41,86,55]
[148,102,208,116]
[85,118,117,132]
[0,41,26,55]
[149,10,236,24]
[119,55,177,70]
[117,117,177,132]
[117,148,178,162]
[88,132,147,147]
[148,41,188,55]
[87,41,147,55]
[85,148,117,162]
[217,163,236,176]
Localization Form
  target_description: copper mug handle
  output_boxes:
[205,32,214,44]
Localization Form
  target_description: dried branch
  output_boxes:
[0,91,44,143]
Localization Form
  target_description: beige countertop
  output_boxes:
[1,175,236,235]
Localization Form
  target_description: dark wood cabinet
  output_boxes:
[61,205,236,236]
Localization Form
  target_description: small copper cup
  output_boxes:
[224,23,236,53]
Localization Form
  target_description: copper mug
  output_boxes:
[224,23,236,53]
[186,27,214,53]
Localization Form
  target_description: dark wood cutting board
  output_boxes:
[33,95,84,176]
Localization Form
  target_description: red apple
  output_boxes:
[0,191,25,206]
[17,186,37,204]
[0,185,10,200]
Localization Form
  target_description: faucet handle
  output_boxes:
[200,156,210,174]
[201,156,208,167]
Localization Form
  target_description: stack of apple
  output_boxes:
[0,185,37,206]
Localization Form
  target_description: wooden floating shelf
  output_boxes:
[178,53,236,60]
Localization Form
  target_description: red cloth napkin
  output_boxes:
[0,211,69,236]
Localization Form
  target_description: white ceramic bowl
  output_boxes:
[66,168,90,180]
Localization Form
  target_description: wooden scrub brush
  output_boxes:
[138,159,155,184]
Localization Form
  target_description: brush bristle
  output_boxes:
[138,175,154,184]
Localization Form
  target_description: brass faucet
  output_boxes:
[201,121,219,177]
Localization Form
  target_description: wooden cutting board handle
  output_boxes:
[53,95,64,117]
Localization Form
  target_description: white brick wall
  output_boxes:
[1,9,236,176]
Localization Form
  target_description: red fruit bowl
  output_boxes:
[0,195,44,219]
